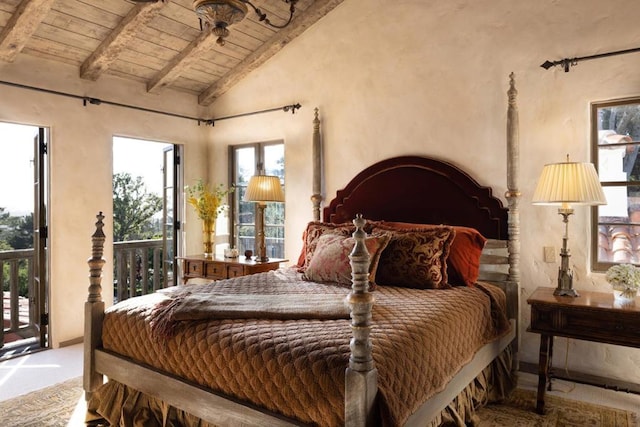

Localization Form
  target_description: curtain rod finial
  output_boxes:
[541,60,554,70]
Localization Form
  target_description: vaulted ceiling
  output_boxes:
[0,0,343,105]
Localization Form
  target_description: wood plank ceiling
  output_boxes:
[0,0,343,105]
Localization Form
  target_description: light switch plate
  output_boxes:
[544,246,556,263]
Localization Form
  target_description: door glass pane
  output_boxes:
[234,147,256,255]
[263,144,285,259]
[264,144,284,178]
[236,147,256,183]
[163,147,175,288]
[232,143,285,259]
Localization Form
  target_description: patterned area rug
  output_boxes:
[0,379,637,426]
[0,376,84,427]
[476,388,639,426]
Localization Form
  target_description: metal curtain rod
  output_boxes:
[541,46,640,72]
[215,103,301,121]
[0,80,301,125]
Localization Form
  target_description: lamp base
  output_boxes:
[255,256,270,263]
[553,287,579,297]
[555,264,578,297]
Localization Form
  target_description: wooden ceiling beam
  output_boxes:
[147,27,219,93]
[0,0,56,63]
[80,1,168,81]
[197,0,345,106]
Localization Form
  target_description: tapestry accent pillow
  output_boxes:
[295,220,381,271]
[373,222,486,286]
[295,221,355,271]
[375,226,455,289]
[302,232,391,289]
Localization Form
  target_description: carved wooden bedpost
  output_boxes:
[505,73,521,360]
[345,215,377,427]
[311,108,323,221]
[84,212,106,400]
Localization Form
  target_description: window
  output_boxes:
[230,141,285,258]
[592,98,640,270]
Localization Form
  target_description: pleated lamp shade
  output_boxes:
[532,159,606,206]
[245,175,285,202]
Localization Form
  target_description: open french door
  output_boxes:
[33,127,49,349]
[0,124,48,359]
[162,145,182,286]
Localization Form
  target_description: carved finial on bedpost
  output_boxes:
[311,108,323,221]
[345,214,377,426]
[88,212,106,303]
[508,72,517,106]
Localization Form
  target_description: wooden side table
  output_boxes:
[527,286,640,414]
[179,255,288,283]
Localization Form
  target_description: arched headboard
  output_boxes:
[323,155,508,240]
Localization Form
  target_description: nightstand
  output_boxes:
[180,255,288,283]
[527,286,640,414]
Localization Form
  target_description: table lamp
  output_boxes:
[532,155,606,297]
[245,175,285,262]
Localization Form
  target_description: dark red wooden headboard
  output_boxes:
[323,156,508,240]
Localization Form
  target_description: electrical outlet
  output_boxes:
[544,246,556,263]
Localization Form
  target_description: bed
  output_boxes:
[84,74,521,426]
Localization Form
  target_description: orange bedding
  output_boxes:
[98,267,510,426]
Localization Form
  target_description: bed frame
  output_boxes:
[84,74,520,426]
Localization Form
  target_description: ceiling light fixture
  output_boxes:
[193,0,298,46]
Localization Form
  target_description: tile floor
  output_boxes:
[1,344,639,424]
[0,343,86,426]
[0,343,83,401]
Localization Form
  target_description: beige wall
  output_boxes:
[208,0,640,383]
[0,55,210,347]
[2,0,639,386]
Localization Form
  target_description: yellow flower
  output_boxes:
[185,180,234,221]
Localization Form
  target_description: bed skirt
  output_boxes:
[85,345,515,427]
[428,344,516,427]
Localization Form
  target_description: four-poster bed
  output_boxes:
[84,74,521,426]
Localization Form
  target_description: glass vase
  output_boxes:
[202,218,216,257]
[613,287,638,303]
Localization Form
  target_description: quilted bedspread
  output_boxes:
[101,267,510,427]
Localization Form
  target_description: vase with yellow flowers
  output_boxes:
[186,180,234,257]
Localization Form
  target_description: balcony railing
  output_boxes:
[1,239,172,350]
[1,249,35,350]
[113,239,172,302]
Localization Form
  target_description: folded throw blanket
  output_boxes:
[150,292,351,340]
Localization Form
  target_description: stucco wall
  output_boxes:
[1,0,639,386]
[208,0,640,383]
[0,55,210,347]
